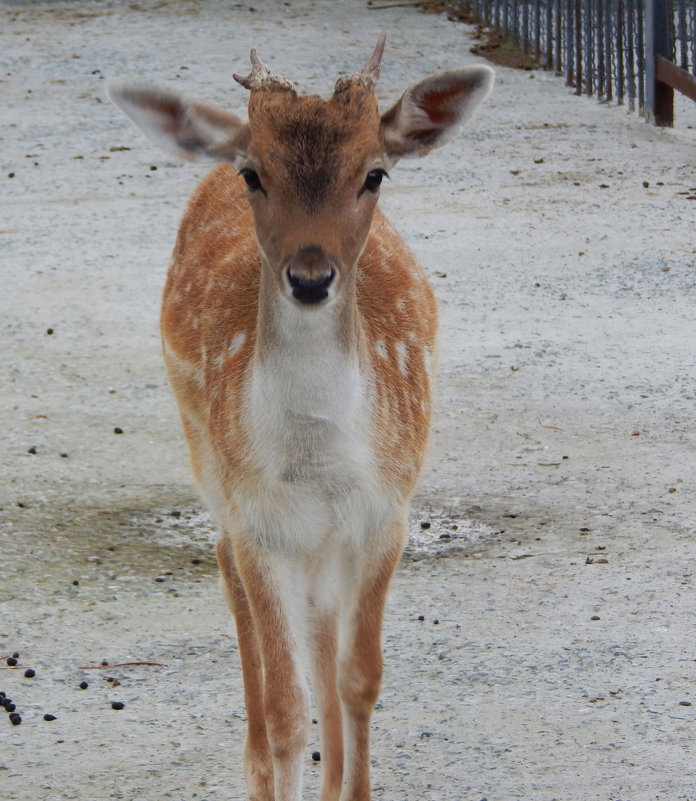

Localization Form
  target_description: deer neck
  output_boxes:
[253,261,365,425]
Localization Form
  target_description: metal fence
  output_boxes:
[456,0,696,123]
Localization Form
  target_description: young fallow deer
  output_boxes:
[108,33,492,801]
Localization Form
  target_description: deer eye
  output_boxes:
[363,168,387,194]
[239,167,263,192]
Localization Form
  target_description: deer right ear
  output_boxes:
[380,65,494,166]
[107,81,250,163]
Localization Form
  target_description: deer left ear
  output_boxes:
[107,81,250,163]
[381,65,494,165]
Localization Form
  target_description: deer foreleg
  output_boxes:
[337,537,404,801]
[233,538,311,801]
[217,536,274,801]
[310,609,344,801]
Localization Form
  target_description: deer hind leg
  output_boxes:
[337,531,405,801]
[216,536,274,800]
[310,608,344,801]
[233,537,311,801]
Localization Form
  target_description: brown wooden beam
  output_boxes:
[656,55,696,104]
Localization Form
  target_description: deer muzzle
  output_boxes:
[285,245,337,305]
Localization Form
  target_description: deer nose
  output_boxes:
[286,245,336,304]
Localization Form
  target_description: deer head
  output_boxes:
[107,34,493,307]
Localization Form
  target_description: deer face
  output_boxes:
[107,33,494,309]
[240,86,385,306]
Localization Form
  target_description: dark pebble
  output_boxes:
[79,681,89,690]
[111,701,125,710]
[420,521,431,530]
[72,580,79,586]
[46,327,54,335]
[24,669,35,678]
[5,702,17,712]
[6,657,17,666]
[642,181,650,188]
[0,691,5,697]
[417,615,425,621]
[433,619,440,625]
[28,446,37,454]
[311,750,321,762]
[113,426,124,434]
[10,713,22,725]
[44,713,57,721]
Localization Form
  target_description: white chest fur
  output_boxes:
[236,304,396,553]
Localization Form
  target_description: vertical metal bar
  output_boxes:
[522,0,530,53]
[556,0,563,72]
[604,0,613,100]
[646,0,675,124]
[584,0,594,94]
[692,0,696,74]
[597,0,606,97]
[616,0,626,105]
[575,0,583,92]
[626,0,637,107]
[678,0,688,67]
[567,0,576,85]
[639,0,645,101]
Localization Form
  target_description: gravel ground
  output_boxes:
[1,1,695,800]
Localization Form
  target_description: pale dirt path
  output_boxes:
[1,2,695,800]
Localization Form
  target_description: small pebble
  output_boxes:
[6,657,17,666]
[79,681,89,690]
[311,750,321,762]
[5,702,17,712]
[44,713,57,721]
[10,713,22,726]
[24,669,35,678]
[113,426,124,434]
[111,701,125,710]
[417,615,425,621]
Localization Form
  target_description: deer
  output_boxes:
[107,32,493,801]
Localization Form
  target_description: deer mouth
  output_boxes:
[287,267,336,304]
[284,245,337,305]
